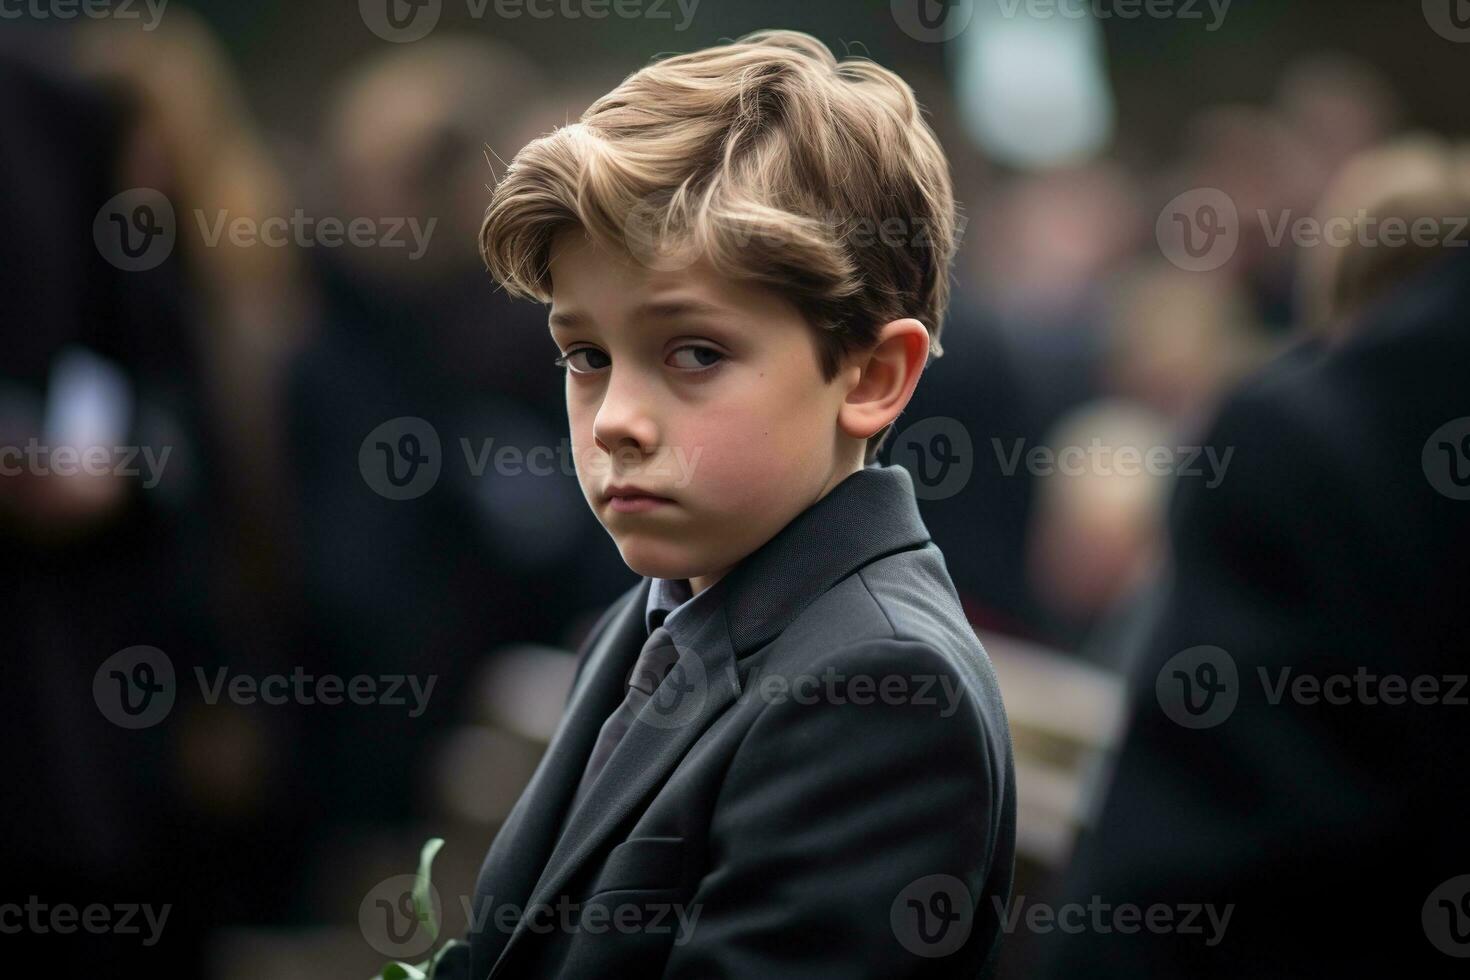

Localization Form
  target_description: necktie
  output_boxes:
[565,623,681,819]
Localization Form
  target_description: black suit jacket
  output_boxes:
[1043,249,1470,977]
[440,463,1016,978]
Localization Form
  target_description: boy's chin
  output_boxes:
[615,540,708,584]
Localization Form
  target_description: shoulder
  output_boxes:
[753,542,1010,742]
[782,542,986,660]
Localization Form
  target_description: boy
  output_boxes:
[442,29,1015,978]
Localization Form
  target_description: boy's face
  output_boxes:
[547,228,862,594]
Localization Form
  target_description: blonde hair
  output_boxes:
[480,30,959,462]
[1300,134,1470,337]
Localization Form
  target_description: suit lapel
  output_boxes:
[490,602,743,977]
[470,579,652,975]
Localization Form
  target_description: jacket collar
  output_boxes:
[661,461,931,660]
[644,575,693,633]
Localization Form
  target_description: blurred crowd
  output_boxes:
[2,7,1466,976]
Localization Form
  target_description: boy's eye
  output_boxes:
[554,348,611,374]
[668,345,724,370]
[554,345,724,374]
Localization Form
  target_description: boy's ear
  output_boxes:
[837,318,930,440]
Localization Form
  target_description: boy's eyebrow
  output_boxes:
[549,299,732,333]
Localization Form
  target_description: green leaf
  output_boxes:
[414,837,446,944]
[369,837,455,980]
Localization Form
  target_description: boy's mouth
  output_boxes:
[603,484,676,514]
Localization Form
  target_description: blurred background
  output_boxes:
[2,1,1467,975]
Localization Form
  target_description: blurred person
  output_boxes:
[1100,258,1270,423]
[1163,103,1321,329]
[964,163,1148,491]
[1024,399,1172,653]
[1276,53,1401,189]
[1041,242,1470,976]
[929,163,1149,647]
[975,162,1146,325]
[74,11,312,597]
[308,35,595,415]
[0,28,294,970]
[1017,258,1267,651]
[1296,133,1470,340]
[69,6,319,949]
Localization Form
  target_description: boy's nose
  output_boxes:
[592,371,661,455]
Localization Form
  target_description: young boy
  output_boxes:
[440,29,1015,979]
